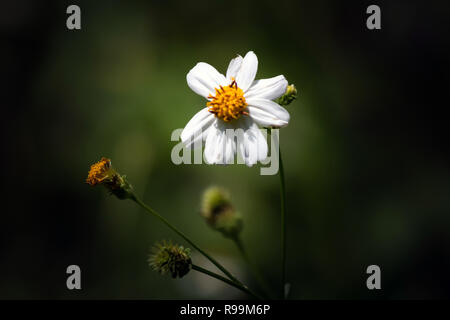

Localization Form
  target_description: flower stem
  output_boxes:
[279,146,287,299]
[269,128,287,299]
[130,195,258,297]
[232,236,273,299]
[192,264,262,299]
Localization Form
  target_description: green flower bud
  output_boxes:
[277,84,298,106]
[201,187,243,239]
[148,241,192,278]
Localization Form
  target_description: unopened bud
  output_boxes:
[277,84,297,106]
[201,187,243,239]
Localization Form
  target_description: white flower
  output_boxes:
[181,51,290,166]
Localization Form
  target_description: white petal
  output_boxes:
[204,124,224,164]
[224,133,236,164]
[204,122,237,165]
[235,51,258,92]
[181,108,215,148]
[204,121,236,164]
[246,98,290,128]
[226,55,243,80]
[187,62,227,98]
[244,75,288,100]
[218,123,237,164]
[247,106,288,128]
[237,117,268,166]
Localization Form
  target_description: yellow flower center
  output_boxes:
[207,80,248,122]
[86,157,112,186]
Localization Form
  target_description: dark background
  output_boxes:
[1,0,450,299]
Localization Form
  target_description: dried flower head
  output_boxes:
[148,241,192,278]
[86,157,113,186]
[86,157,133,199]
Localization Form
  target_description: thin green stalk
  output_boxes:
[130,195,258,298]
[192,264,262,300]
[233,236,273,299]
[269,128,287,299]
[279,145,287,299]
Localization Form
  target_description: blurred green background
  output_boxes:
[2,0,450,299]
